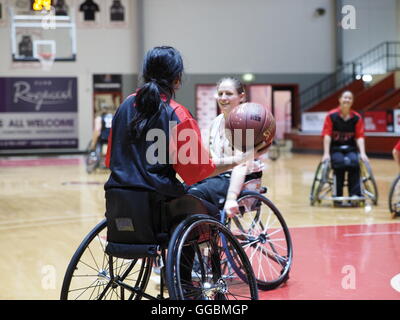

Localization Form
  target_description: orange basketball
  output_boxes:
[225,102,276,152]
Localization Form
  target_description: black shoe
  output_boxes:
[333,200,343,207]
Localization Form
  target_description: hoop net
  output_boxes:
[37,53,55,71]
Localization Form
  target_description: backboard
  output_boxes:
[10,1,77,62]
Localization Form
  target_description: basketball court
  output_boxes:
[0,152,398,300]
[0,0,399,301]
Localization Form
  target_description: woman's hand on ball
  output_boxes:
[255,141,270,157]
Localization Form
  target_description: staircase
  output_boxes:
[299,42,400,112]
[287,42,400,156]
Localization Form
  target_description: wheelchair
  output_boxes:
[310,158,378,207]
[85,140,108,174]
[267,140,280,161]
[221,178,293,290]
[389,175,400,218]
[60,194,259,300]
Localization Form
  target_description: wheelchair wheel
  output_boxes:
[310,160,331,206]
[166,214,258,300]
[85,141,101,174]
[268,141,280,161]
[224,191,292,290]
[389,175,400,218]
[60,219,153,300]
[86,151,100,174]
[360,160,378,205]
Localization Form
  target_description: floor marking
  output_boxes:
[390,274,400,293]
[343,231,400,237]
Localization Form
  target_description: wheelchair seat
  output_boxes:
[105,193,220,260]
[166,194,220,224]
[62,194,260,300]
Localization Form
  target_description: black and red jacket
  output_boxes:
[322,107,365,151]
[104,94,215,198]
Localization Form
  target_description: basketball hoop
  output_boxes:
[37,52,55,71]
[33,40,56,71]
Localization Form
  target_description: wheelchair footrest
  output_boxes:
[105,242,159,260]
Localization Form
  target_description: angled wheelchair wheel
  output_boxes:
[60,219,153,300]
[223,191,292,291]
[389,175,400,218]
[310,160,331,206]
[85,141,101,174]
[360,160,378,205]
[86,151,100,174]
[268,141,280,161]
[166,214,258,300]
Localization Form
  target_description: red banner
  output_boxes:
[364,111,388,132]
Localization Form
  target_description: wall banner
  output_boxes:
[301,112,327,133]
[0,77,78,150]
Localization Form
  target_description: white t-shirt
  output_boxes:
[206,114,264,173]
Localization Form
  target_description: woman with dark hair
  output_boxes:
[321,90,368,204]
[104,47,266,245]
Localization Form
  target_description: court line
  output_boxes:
[286,221,400,229]
[0,215,103,231]
[0,214,102,226]
[391,274,400,293]
[343,231,400,237]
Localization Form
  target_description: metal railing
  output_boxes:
[300,42,400,111]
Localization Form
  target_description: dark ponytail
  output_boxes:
[130,46,184,140]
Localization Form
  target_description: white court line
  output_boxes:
[343,231,400,237]
[390,274,400,293]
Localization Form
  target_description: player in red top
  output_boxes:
[104,46,266,243]
[393,140,400,171]
[321,90,368,202]
[104,46,268,285]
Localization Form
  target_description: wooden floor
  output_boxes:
[0,152,398,299]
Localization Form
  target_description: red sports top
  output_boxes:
[322,107,364,148]
[394,139,400,151]
[105,94,215,197]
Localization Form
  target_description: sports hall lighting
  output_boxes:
[362,74,373,82]
[242,73,255,82]
[33,0,52,11]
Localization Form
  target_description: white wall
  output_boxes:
[0,0,139,151]
[143,0,336,74]
[341,0,398,63]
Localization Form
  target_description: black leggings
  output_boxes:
[186,171,263,210]
[331,151,361,197]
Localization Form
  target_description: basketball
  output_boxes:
[225,102,276,151]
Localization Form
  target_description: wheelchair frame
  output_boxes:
[222,178,293,290]
[60,212,260,300]
[389,174,400,218]
[60,180,293,300]
[310,159,378,206]
[85,140,108,174]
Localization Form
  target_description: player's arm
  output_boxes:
[171,118,268,185]
[393,147,400,171]
[321,115,332,162]
[356,137,368,162]
[224,159,265,217]
[90,116,102,150]
[224,163,248,218]
[322,135,331,162]
[211,142,268,175]
[355,116,368,162]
